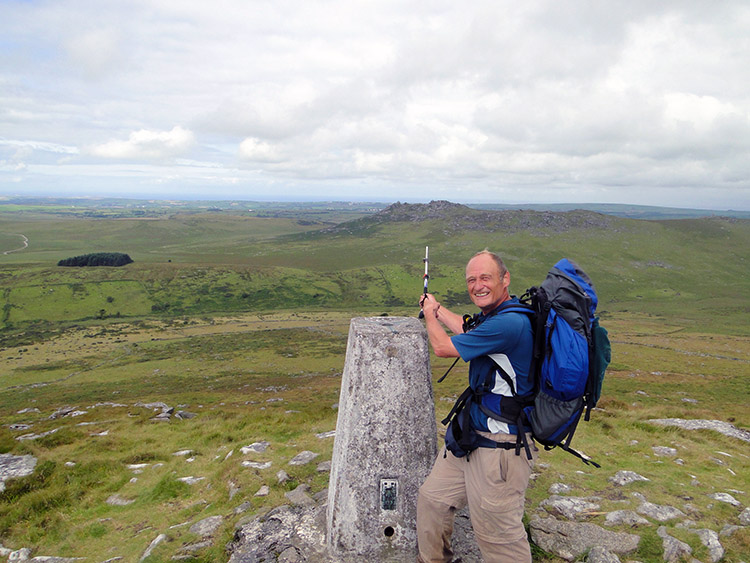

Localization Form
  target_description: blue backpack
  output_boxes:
[521,258,610,466]
[441,259,611,467]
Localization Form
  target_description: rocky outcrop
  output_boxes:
[529,517,640,561]
[647,418,750,442]
[0,454,37,493]
[323,201,617,237]
[226,500,483,563]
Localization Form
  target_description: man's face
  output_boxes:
[465,254,510,313]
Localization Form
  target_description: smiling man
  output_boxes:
[417,250,536,563]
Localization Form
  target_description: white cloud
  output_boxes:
[238,138,284,163]
[89,127,196,161]
[64,28,124,79]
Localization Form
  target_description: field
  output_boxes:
[0,200,748,561]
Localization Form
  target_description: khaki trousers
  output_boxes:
[416,434,536,563]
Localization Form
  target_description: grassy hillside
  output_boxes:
[2,202,748,336]
[0,201,748,561]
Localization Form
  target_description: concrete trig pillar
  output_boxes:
[327,317,437,561]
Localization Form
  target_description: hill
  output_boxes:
[471,202,750,220]
[1,201,749,337]
[0,201,748,561]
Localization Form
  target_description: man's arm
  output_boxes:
[420,293,462,358]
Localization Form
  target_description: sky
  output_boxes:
[1,0,750,210]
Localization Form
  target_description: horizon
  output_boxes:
[0,192,747,214]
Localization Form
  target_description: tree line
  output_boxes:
[57,252,134,267]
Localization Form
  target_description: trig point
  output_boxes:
[326,317,437,562]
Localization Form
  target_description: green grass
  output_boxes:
[0,310,747,561]
[0,204,748,560]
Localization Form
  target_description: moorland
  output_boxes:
[0,198,748,562]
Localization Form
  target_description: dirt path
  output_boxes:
[2,234,28,255]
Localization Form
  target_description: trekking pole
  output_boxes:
[418,246,429,319]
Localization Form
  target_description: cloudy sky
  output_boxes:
[2,0,749,209]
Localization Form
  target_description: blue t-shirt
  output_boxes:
[451,299,533,434]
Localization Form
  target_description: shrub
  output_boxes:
[57,253,134,267]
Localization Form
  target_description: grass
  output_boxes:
[0,203,748,561]
[1,308,748,561]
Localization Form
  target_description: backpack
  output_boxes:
[441,258,611,467]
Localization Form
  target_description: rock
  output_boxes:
[633,493,686,522]
[277,470,290,484]
[285,484,315,507]
[127,463,149,474]
[720,524,743,536]
[234,501,252,515]
[277,546,302,562]
[652,446,678,457]
[175,540,212,555]
[289,451,319,466]
[540,496,600,520]
[739,507,750,525]
[0,454,38,490]
[708,492,741,507]
[89,402,127,409]
[587,545,621,563]
[189,515,223,537]
[9,548,32,561]
[173,449,194,457]
[25,557,84,562]
[315,430,335,439]
[647,419,750,443]
[529,517,640,561]
[316,461,331,473]
[548,483,573,494]
[227,502,483,562]
[609,471,650,486]
[228,480,241,500]
[657,526,692,562]
[255,485,270,497]
[240,441,270,454]
[177,476,205,485]
[49,406,78,419]
[693,528,724,563]
[604,510,650,527]
[175,411,197,419]
[16,428,61,441]
[139,533,168,562]
[134,401,171,411]
[106,494,135,506]
[242,461,272,470]
[227,505,328,563]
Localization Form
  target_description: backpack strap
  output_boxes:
[440,386,473,426]
[440,301,537,460]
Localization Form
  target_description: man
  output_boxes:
[417,250,536,563]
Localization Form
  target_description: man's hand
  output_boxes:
[419,293,461,358]
[420,293,441,318]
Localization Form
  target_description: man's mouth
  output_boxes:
[474,292,489,298]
